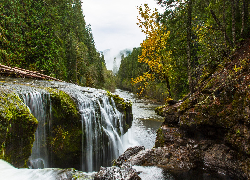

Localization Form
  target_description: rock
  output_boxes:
[0,89,38,168]
[115,146,145,167]
[155,126,185,147]
[120,147,195,172]
[153,43,250,179]
[204,144,246,179]
[94,165,141,180]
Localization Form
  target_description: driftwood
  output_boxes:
[0,63,63,82]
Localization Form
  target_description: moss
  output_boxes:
[49,125,82,160]
[42,88,82,169]
[0,89,38,168]
[178,98,192,113]
[106,91,133,133]
[155,105,166,116]
[155,128,165,148]
[106,91,132,112]
[45,87,79,118]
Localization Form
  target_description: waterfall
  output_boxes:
[3,79,127,172]
[19,91,51,169]
[60,85,124,172]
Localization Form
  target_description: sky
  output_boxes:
[81,0,164,70]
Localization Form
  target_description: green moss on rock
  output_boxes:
[106,91,133,133]
[45,87,79,119]
[155,128,165,147]
[0,89,38,168]
[44,88,82,169]
[107,91,132,112]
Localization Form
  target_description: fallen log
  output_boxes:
[0,64,63,82]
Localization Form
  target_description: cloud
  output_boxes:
[81,0,163,69]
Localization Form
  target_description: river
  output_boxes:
[116,89,164,151]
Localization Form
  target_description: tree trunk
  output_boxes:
[210,9,233,48]
[241,0,249,37]
[165,75,172,98]
[187,0,194,93]
[231,0,236,45]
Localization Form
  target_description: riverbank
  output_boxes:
[154,39,250,179]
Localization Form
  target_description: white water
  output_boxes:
[115,89,164,150]
[20,92,51,169]
[0,160,55,180]
[60,84,124,172]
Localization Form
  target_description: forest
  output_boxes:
[0,0,249,101]
[117,0,249,101]
[0,0,112,89]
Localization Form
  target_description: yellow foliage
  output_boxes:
[132,4,172,95]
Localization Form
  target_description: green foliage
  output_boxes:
[0,0,106,88]
[124,0,250,100]
[103,67,117,92]
[160,0,249,80]
[117,47,143,91]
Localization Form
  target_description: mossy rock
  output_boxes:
[0,89,38,167]
[106,91,133,133]
[45,87,79,121]
[155,128,165,147]
[43,88,82,169]
[106,91,132,112]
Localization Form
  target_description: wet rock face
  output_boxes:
[154,124,249,179]
[94,165,141,180]
[0,89,38,168]
[114,142,247,179]
[122,147,195,171]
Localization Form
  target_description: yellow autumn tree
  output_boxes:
[132,4,172,96]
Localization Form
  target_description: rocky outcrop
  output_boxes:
[114,146,145,167]
[107,91,133,133]
[154,39,250,179]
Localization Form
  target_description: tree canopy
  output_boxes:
[0,0,106,88]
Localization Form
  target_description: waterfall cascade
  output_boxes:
[60,85,124,172]
[20,92,51,169]
[0,78,130,172]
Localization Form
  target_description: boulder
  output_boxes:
[94,165,141,180]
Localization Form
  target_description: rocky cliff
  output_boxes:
[153,38,250,179]
[0,88,38,168]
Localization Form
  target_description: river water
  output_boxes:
[116,89,164,151]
